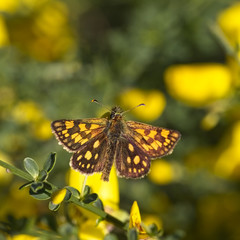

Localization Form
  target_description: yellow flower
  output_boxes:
[68,166,119,211]
[129,201,148,239]
[51,188,67,205]
[218,3,240,54]
[148,159,178,184]
[68,166,120,239]
[164,63,232,107]
[119,89,166,122]
[214,121,240,180]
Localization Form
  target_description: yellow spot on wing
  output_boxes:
[90,124,100,129]
[133,168,137,173]
[85,151,92,160]
[133,156,140,165]
[161,129,170,138]
[65,121,74,129]
[77,155,82,161]
[148,130,157,138]
[128,143,134,152]
[80,138,88,145]
[71,133,78,139]
[142,161,147,167]
[127,157,131,164]
[62,130,68,134]
[93,140,100,148]
[79,124,87,131]
[87,163,91,169]
[135,129,145,135]
[65,133,69,137]
[94,153,99,159]
[151,141,159,150]
[75,135,82,143]
[171,132,179,138]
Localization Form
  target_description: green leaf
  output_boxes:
[83,185,91,197]
[29,182,52,200]
[65,186,80,199]
[37,169,48,181]
[127,228,138,240]
[30,182,44,193]
[43,152,56,174]
[92,198,104,211]
[49,201,60,211]
[29,189,51,200]
[19,181,34,190]
[82,193,98,204]
[23,157,39,179]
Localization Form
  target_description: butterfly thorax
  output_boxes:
[106,106,126,139]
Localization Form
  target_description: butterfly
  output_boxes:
[51,102,181,181]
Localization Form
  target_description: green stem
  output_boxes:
[80,175,88,198]
[0,160,126,229]
[0,160,33,181]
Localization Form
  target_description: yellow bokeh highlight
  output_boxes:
[0,17,9,46]
[214,121,240,179]
[2,0,75,61]
[12,101,52,140]
[164,63,232,107]
[218,3,240,86]
[148,159,175,184]
[119,89,166,122]
[142,214,163,231]
[51,188,67,205]
[12,101,44,124]
[0,0,19,13]
[32,119,52,140]
[218,3,240,53]
[7,234,39,240]
[0,151,13,185]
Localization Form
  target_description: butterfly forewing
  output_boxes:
[70,133,108,174]
[126,121,181,158]
[51,118,107,152]
[115,137,151,178]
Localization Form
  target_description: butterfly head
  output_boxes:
[110,106,123,120]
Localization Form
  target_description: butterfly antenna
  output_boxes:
[122,103,146,114]
[91,99,111,111]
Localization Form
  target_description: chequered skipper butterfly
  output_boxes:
[51,101,181,181]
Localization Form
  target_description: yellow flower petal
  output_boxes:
[129,201,142,230]
[51,188,67,205]
[68,165,119,211]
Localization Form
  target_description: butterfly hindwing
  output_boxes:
[115,137,151,179]
[51,118,107,152]
[126,121,181,158]
[70,133,108,174]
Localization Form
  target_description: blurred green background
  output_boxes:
[1,0,240,239]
